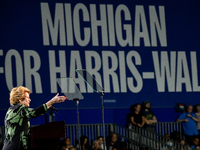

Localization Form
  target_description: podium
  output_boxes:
[31,121,65,150]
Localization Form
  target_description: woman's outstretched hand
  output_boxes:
[52,93,67,103]
[46,93,67,109]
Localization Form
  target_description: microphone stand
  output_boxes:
[49,107,58,122]
[99,91,106,150]
[74,98,81,150]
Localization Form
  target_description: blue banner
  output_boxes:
[0,0,200,110]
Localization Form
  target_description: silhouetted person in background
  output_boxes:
[61,137,73,150]
[142,101,157,133]
[106,133,120,150]
[97,136,106,150]
[76,135,88,150]
[130,103,145,128]
[91,140,101,150]
[177,105,199,145]
[195,104,200,134]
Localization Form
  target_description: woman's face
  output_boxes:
[84,138,88,145]
[20,92,31,107]
[98,137,103,144]
[65,138,71,146]
[94,142,99,149]
[135,104,141,112]
[111,134,117,143]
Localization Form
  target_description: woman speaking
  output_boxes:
[2,86,67,150]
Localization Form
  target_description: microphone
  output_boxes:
[50,107,58,111]
[49,107,58,122]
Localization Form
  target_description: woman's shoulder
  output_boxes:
[7,104,24,113]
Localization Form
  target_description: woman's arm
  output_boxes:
[20,93,67,118]
[130,116,138,126]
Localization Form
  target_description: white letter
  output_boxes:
[49,50,67,93]
[24,50,42,93]
[191,51,200,91]
[73,3,90,46]
[102,51,119,93]
[90,4,108,46]
[0,50,3,74]
[176,52,192,92]
[107,5,116,46]
[134,5,150,47]
[115,4,133,47]
[5,49,23,91]
[126,51,143,93]
[41,3,66,46]
[119,51,127,92]
[152,51,176,92]
[149,6,167,47]
[65,4,74,46]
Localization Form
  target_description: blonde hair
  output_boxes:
[92,140,100,149]
[9,86,31,105]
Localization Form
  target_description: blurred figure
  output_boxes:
[112,146,118,150]
[160,134,173,150]
[142,101,157,133]
[171,131,180,143]
[91,140,101,150]
[195,104,200,134]
[165,134,173,147]
[179,140,185,150]
[191,138,199,149]
[76,135,88,150]
[177,105,199,145]
[106,133,120,150]
[69,147,76,150]
[97,136,106,150]
[180,139,185,145]
[63,137,73,150]
[163,134,170,142]
[196,146,200,149]
[130,103,145,128]
[58,143,67,150]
